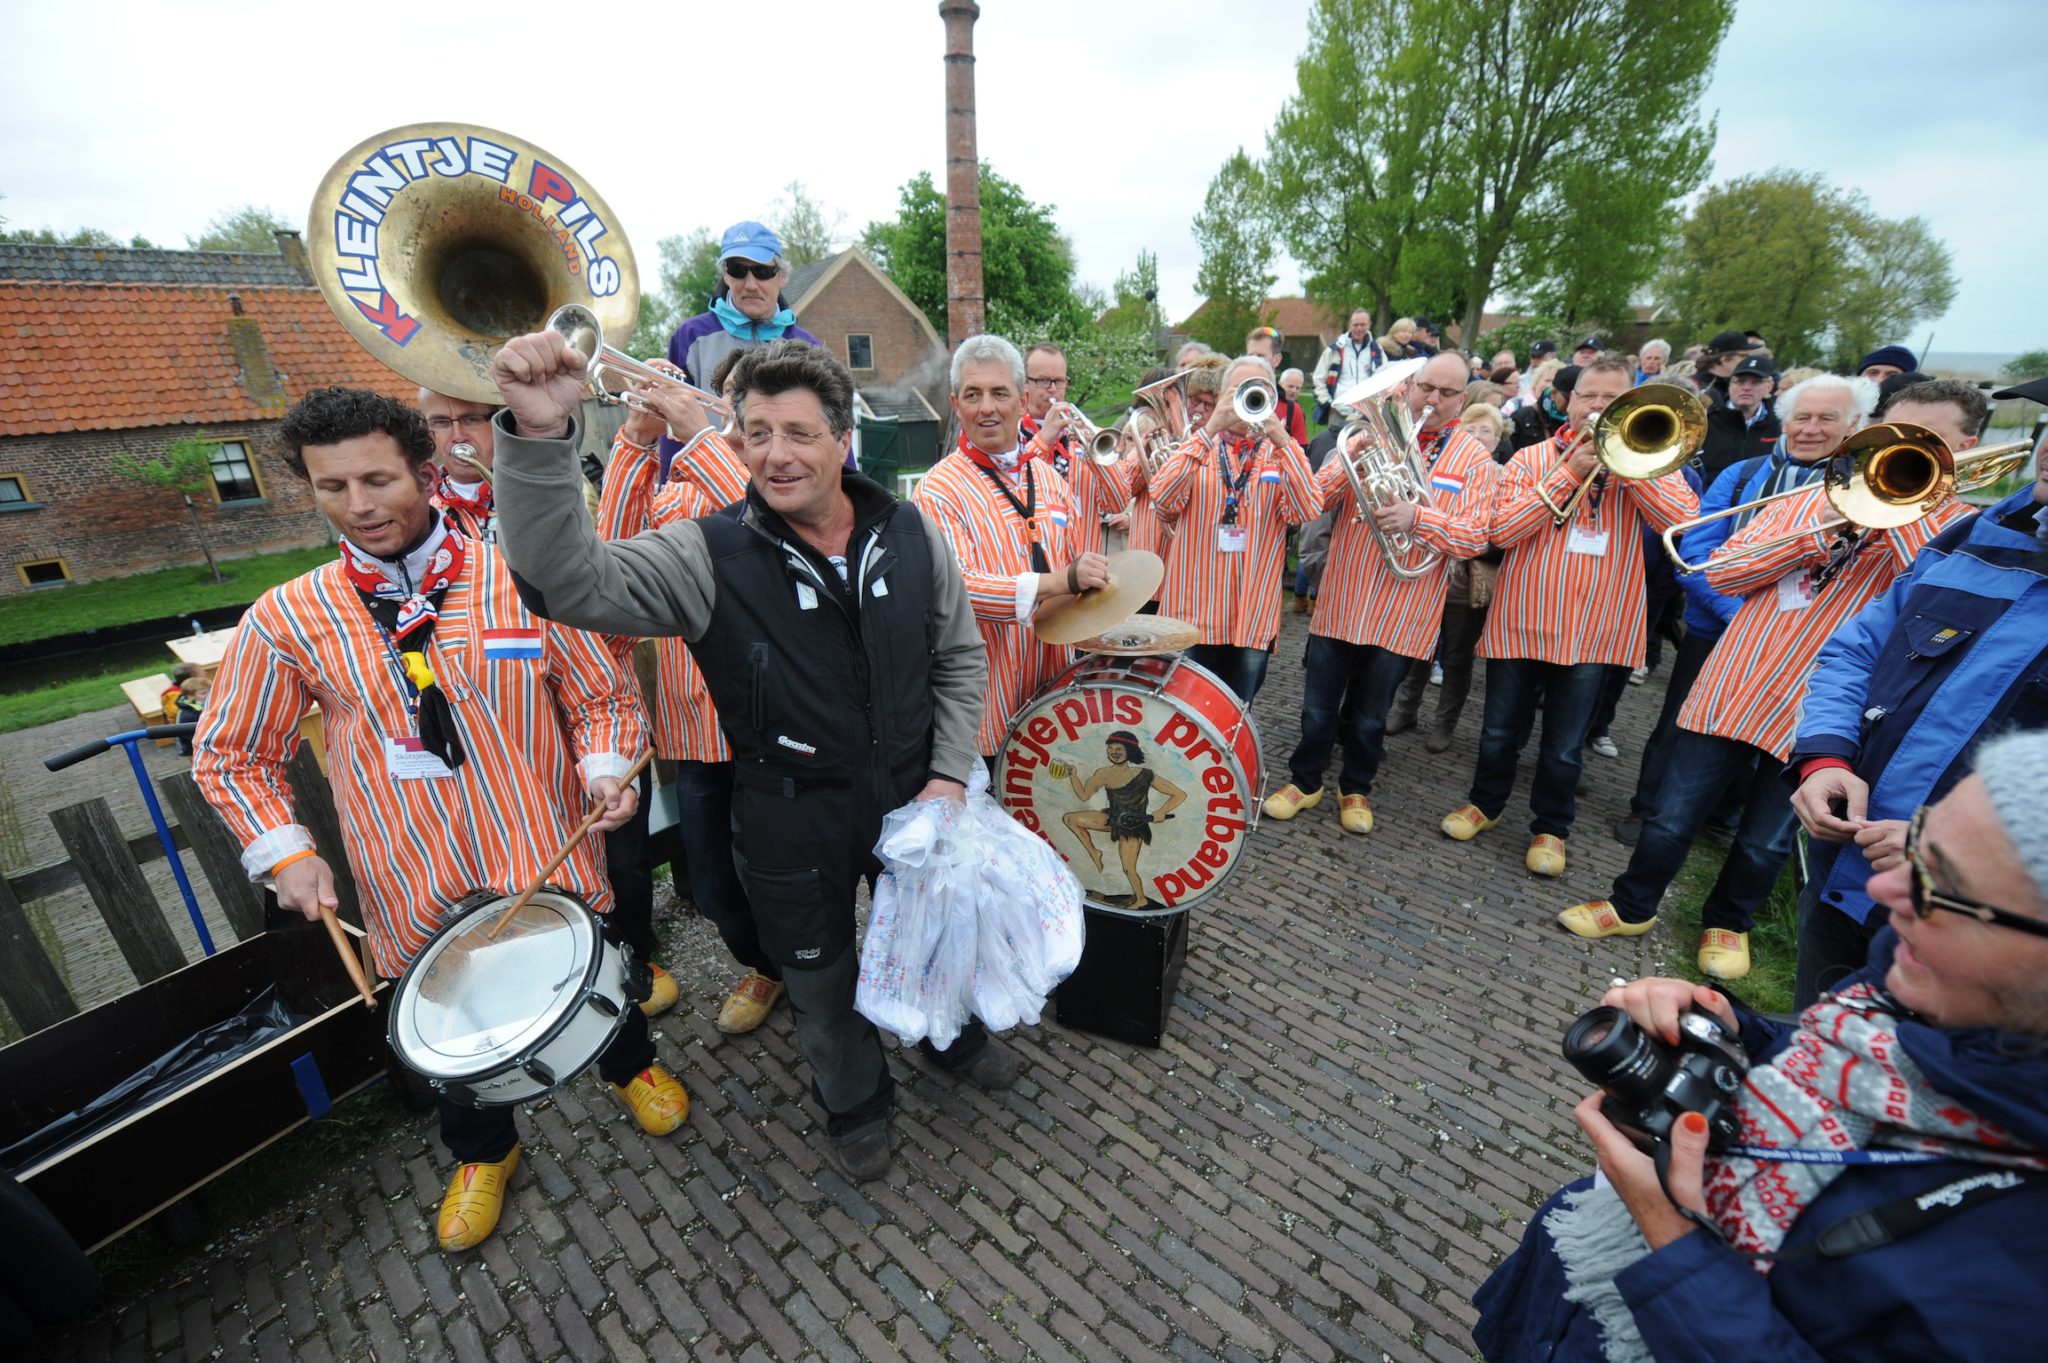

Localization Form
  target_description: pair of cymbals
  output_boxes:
[1031,549,1199,654]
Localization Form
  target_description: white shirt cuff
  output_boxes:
[242,825,316,883]
[1012,572,1039,623]
[580,752,635,787]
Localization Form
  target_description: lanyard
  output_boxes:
[1725,1145,1948,1166]
[1214,436,1260,526]
[368,621,425,734]
[973,461,1052,574]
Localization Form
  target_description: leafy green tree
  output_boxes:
[188,205,290,253]
[860,165,1077,338]
[1188,150,1277,355]
[771,181,845,268]
[112,438,226,583]
[627,229,722,360]
[2001,349,2048,380]
[1660,171,1958,367]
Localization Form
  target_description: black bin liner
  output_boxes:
[2,986,307,1173]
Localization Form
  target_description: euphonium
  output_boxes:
[1661,425,2034,574]
[1539,382,1706,521]
[1328,357,1440,580]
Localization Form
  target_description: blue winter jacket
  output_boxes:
[1790,486,2048,926]
[1674,445,1827,638]
[1474,930,2048,1363]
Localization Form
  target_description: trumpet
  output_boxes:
[1539,382,1706,522]
[1232,378,1276,427]
[548,304,736,437]
[1052,403,1125,466]
[1330,357,1441,580]
[1662,426,2033,575]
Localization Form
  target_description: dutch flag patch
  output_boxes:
[1049,507,1071,527]
[1259,469,1282,484]
[482,626,545,660]
[1431,474,1466,494]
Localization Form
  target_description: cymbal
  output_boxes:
[1075,615,1201,656]
[1032,550,1164,645]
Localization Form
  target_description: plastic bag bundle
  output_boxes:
[857,766,1085,1044]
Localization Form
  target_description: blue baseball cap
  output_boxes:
[720,221,783,265]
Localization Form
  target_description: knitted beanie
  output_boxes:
[1974,730,2048,907]
[1857,344,1917,375]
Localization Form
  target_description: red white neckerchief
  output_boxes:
[338,518,465,645]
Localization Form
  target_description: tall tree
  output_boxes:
[1188,150,1277,355]
[189,205,291,253]
[1659,171,1958,367]
[0,196,153,247]
[860,165,1077,337]
[627,229,722,359]
[771,181,845,268]
[1099,249,1164,343]
[112,438,226,583]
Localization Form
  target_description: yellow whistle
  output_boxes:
[401,651,434,690]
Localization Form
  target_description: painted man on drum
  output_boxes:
[194,387,691,1256]
[1054,730,1187,909]
[486,336,1002,1186]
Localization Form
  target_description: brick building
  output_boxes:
[786,248,947,399]
[0,237,414,596]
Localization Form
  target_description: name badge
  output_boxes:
[1217,524,1250,553]
[385,735,455,781]
[1775,570,1818,613]
[1565,524,1609,557]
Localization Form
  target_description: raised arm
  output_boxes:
[1149,436,1208,517]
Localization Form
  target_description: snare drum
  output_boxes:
[389,889,636,1107]
[994,654,1262,917]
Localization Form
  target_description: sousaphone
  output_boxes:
[306,123,639,402]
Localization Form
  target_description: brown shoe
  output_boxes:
[716,971,786,1035]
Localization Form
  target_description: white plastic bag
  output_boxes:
[856,766,1086,1043]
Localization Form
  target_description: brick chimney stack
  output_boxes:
[939,0,984,345]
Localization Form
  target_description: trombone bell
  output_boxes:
[1542,382,1707,521]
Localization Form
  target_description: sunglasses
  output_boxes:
[1905,806,2048,939]
[723,259,782,281]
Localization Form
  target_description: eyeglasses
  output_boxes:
[425,413,492,433]
[1025,376,1069,390]
[1904,806,2048,939]
[723,259,782,281]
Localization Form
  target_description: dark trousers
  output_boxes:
[1627,630,1718,818]
[1186,643,1272,705]
[1608,731,1795,929]
[1288,635,1410,795]
[1394,599,1488,734]
[436,1006,655,1162]
[1586,665,1631,743]
[1468,658,1608,837]
[604,786,656,961]
[675,760,778,981]
[1794,869,1883,1008]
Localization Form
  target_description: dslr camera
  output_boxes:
[1562,1004,1746,1150]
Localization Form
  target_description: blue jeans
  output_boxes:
[1287,635,1410,796]
[1608,730,1794,929]
[1468,659,1607,837]
[1186,643,1272,705]
[674,760,777,981]
[1627,629,1718,818]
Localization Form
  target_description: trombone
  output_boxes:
[1662,425,2033,575]
[1539,382,1706,522]
[1330,357,1440,579]
[548,304,736,437]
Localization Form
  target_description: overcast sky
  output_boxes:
[2,0,2040,355]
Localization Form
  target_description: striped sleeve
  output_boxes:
[595,433,659,542]
[1704,487,1832,598]
[673,432,750,507]
[1273,436,1320,525]
[1410,431,1500,559]
[193,593,317,874]
[1490,444,1586,548]
[544,613,647,780]
[1620,467,1701,534]
[915,463,1035,621]
[1148,436,1207,516]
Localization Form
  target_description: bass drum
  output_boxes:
[994,653,1261,917]
[388,889,636,1107]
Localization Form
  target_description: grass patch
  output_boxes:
[0,663,169,735]
[1662,838,1801,1015]
[0,544,331,648]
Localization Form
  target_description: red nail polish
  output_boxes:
[1680,1112,1708,1136]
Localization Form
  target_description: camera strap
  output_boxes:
[1771,1168,2048,1262]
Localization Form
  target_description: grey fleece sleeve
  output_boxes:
[490,412,717,642]
[921,516,988,782]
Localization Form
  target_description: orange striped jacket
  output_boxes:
[1150,432,1319,648]
[914,450,1079,755]
[1681,484,1971,759]
[1024,426,1130,561]
[594,432,750,762]
[194,546,646,977]
[1309,427,1499,657]
[1479,436,1700,668]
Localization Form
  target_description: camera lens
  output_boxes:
[1563,1006,1674,1109]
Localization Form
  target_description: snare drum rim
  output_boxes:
[996,653,1261,917]
[387,887,609,1084]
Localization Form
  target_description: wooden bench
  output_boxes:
[119,675,177,746]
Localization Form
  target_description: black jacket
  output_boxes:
[1696,403,1782,483]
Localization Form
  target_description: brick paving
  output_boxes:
[18,609,1696,1362]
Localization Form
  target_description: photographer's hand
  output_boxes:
[1576,1096,1710,1251]
[1601,977,1738,1046]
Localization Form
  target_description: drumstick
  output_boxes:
[319,904,378,1010]
[487,749,656,940]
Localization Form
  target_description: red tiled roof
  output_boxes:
[1177,296,1343,342]
[0,283,417,438]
